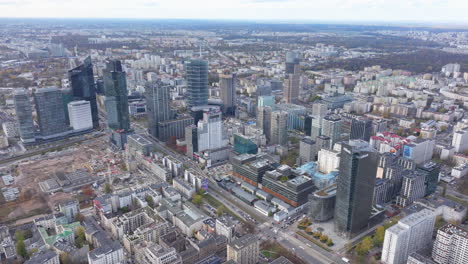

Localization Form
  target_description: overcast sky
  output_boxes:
[1,0,467,24]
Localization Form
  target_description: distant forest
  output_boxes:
[308,49,468,74]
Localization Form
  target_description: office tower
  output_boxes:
[256,84,272,96]
[13,89,35,143]
[185,59,209,108]
[452,129,468,153]
[68,101,93,131]
[104,60,130,149]
[34,87,68,138]
[270,111,288,145]
[311,116,323,139]
[381,209,435,264]
[322,115,342,149]
[145,81,172,139]
[61,88,73,125]
[350,117,372,141]
[227,235,259,264]
[396,171,426,207]
[197,108,228,152]
[403,139,435,165]
[257,95,275,107]
[299,137,317,164]
[68,56,99,128]
[417,162,440,196]
[304,114,313,136]
[257,106,272,141]
[285,51,301,74]
[316,135,331,151]
[432,224,468,264]
[220,73,236,115]
[334,140,378,237]
[283,73,300,103]
[234,134,258,154]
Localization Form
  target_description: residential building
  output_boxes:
[59,200,80,223]
[68,100,93,131]
[25,250,59,264]
[270,110,288,145]
[226,235,259,264]
[299,136,317,164]
[403,139,435,165]
[452,129,468,153]
[381,209,436,264]
[334,140,378,237]
[396,171,426,207]
[322,115,342,149]
[216,217,236,243]
[136,242,182,264]
[432,224,468,264]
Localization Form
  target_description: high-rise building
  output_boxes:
[68,100,93,131]
[185,125,198,158]
[226,235,259,264]
[417,162,440,196]
[220,73,236,115]
[285,51,301,74]
[158,116,194,143]
[334,140,378,237]
[349,117,372,141]
[197,108,228,152]
[104,60,130,131]
[34,87,68,138]
[68,56,99,128]
[257,106,272,141]
[452,129,468,153]
[283,74,300,103]
[145,81,172,139]
[185,59,209,108]
[381,209,436,264]
[104,60,130,149]
[403,139,435,165]
[396,171,426,207]
[299,136,317,164]
[270,111,288,145]
[312,103,328,117]
[322,115,342,149]
[432,224,468,264]
[13,89,35,143]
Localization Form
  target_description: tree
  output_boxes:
[217,205,226,216]
[104,183,112,194]
[192,194,203,206]
[16,240,27,259]
[326,238,334,246]
[320,234,328,242]
[75,226,86,249]
[305,226,312,234]
[28,248,38,256]
[356,236,373,255]
[60,253,70,264]
[75,213,85,223]
[373,226,385,247]
[145,195,155,208]
[120,206,130,214]
[280,176,289,182]
[14,230,25,242]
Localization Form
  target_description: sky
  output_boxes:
[0,0,467,24]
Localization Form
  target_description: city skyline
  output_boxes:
[0,0,468,24]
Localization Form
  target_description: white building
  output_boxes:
[452,129,468,153]
[317,148,340,174]
[68,100,93,131]
[197,108,228,152]
[136,242,182,264]
[432,224,468,264]
[1,121,18,138]
[381,209,436,264]
[403,139,435,165]
[87,241,125,264]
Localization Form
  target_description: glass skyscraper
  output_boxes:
[68,56,99,128]
[34,87,68,138]
[13,89,35,143]
[145,81,173,139]
[104,60,130,131]
[185,59,209,108]
[334,140,378,237]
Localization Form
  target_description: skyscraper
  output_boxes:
[104,60,130,149]
[257,106,272,142]
[68,56,99,128]
[432,224,468,264]
[283,73,300,103]
[13,89,35,143]
[197,108,228,152]
[285,51,301,74]
[68,100,93,131]
[104,60,130,131]
[34,87,68,138]
[145,81,172,139]
[322,115,342,149]
[381,209,435,264]
[270,111,288,145]
[334,140,378,237]
[350,117,372,141]
[185,59,209,108]
[220,73,236,115]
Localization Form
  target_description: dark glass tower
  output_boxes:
[34,87,68,138]
[334,140,378,237]
[68,56,99,128]
[219,73,236,116]
[104,60,130,149]
[13,89,35,143]
[185,59,209,108]
[145,81,173,139]
[350,117,372,141]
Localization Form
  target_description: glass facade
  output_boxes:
[104,60,130,131]
[234,134,258,154]
[13,90,35,143]
[34,87,68,137]
[185,59,209,108]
